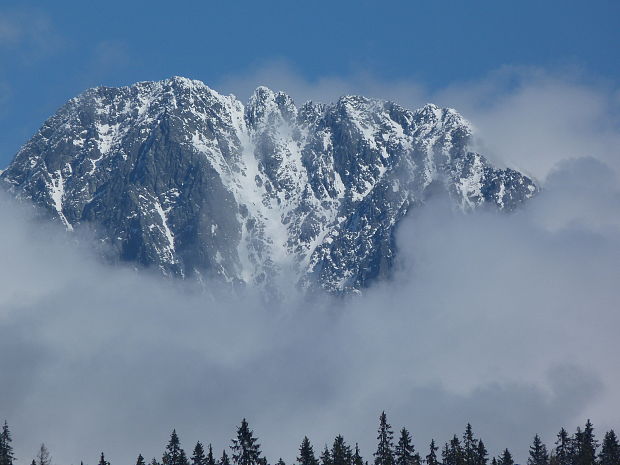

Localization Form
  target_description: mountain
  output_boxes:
[0,76,537,293]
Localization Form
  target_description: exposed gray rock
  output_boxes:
[0,77,537,293]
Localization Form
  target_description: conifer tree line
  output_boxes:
[0,415,619,465]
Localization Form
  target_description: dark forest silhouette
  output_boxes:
[0,414,618,465]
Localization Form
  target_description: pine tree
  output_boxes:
[442,443,451,465]
[99,452,109,465]
[151,458,161,465]
[555,428,572,465]
[179,450,190,465]
[463,425,477,465]
[353,444,364,465]
[374,412,395,465]
[220,451,231,465]
[332,436,353,465]
[573,428,584,464]
[163,430,189,465]
[395,428,420,465]
[599,430,620,465]
[231,419,262,465]
[0,421,15,465]
[276,459,286,465]
[574,421,597,465]
[207,446,216,465]
[528,435,549,465]
[321,446,333,465]
[475,441,487,465]
[426,440,439,465]
[193,443,207,465]
[443,436,463,465]
[36,444,52,465]
[298,438,319,465]
[497,450,513,465]
[137,455,146,465]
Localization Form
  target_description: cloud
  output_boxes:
[1,66,620,465]
[434,66,620,181]
[1,154,619,465]
[92,40,131,70]
[215,61,428,109]
[0,7,63,62]
[217,63,620,182]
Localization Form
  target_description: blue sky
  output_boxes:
[1,0,619,167]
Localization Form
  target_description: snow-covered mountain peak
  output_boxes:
[246,86,297,130]
[1,76,537,293]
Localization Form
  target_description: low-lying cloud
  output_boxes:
[1,68,619,465]
[217,63,620,181]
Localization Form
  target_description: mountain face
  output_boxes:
[0,76,537,293]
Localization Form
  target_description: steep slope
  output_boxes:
[0,77,537,293]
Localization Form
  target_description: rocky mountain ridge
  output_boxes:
[0,76,537,293]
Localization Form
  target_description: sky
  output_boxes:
[1,0,620,167]
[1,2,620,465]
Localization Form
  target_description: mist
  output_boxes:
[217,63,620,181]
[1,68,620,465]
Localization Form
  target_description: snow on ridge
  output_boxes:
[153,199,177,264]
[0,76,536,292]
[47,169,73,231]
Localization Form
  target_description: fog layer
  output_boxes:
[1,68,619,465]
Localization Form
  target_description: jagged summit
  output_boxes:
[0,76,537,293]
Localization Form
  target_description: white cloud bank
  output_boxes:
[1,67,619,465]
[217,63,620,181]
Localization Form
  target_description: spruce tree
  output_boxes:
[231,419,262,465]
[298,438,319,465]
[0,421,15,465]
[151,458,161,465]
[528,435,549,465]
[276,459,286,465]
[574,428,584,463]
[99,452,109,465]
[207,446,216,465]
[180,453,189,465]
[555,428,572,465]
[443,436,463,465]
[163,430,189,465]
[575,421,597,465]
[321,446,333,465]
[497,450,513,465]
[463,425,477,465]
[353,445,364,465]
[192,443,207,465]
[475,441,488,465]
[220,451,231,465]
[426,440,439,465]
[374,412,395,465]
[137,455,146,465]
[395,429,419,465]
[332,436,353,465]
[442,443,451,465]
[36,444,52,465]
[599,430,620,465]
